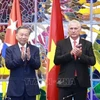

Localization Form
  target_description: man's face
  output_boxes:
[16,29,30,45]
[68,22,81,40]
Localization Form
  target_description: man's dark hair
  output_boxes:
[16,26,31,34]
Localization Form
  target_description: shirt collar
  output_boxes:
[69,37,80,44]
[18,43,27,49]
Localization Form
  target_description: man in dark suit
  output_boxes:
[54,20,96,100]
[5,26,40,100]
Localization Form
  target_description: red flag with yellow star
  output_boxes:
[2,0,22,58]
[47,0,64,99]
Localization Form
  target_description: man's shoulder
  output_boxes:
[29,44,39,49]
[57,37,69,43]
[7,44,17,49]
[81,38,91,42]
[81,38,92,45]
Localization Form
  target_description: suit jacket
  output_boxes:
[54,37,96,88]
[5,43,40,97]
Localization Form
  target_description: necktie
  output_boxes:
[21,46,25,61]
[21,46,25,52]
[74,40,77,76]
[21,46,25,56]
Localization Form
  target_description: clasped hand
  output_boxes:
[21,47,31,61]
[70,44,82,57]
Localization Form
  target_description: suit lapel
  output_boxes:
[79,38,86,51]
[14,44,21,58]
[26,43,30,48]
[79,38,85,45]
[66,37,72,51]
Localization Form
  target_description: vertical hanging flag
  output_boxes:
[1,0,22,98]
[2,0,22,58]
[47,0,64,100]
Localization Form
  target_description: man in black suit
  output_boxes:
[5,26,40,100]
[54,20,96,100]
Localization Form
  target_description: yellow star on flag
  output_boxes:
[47,40,56,72]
